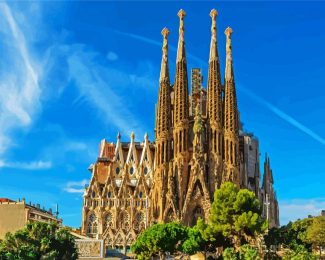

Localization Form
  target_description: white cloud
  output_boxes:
[107,51,118,61]
[0,3,42,153]
[64,179,88,193]
[0,160,52,170]
[279,198,325,225]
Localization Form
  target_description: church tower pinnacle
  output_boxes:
[172,9,190,217]
[174,9,189,131]
[151,27,172,223]
[223,27,240,186]
[207,9,223,191]
[156,27,172,166]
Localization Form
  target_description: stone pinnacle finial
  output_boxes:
[144,132,148,141]
[178,9,186,39]
[225,26,233,37]
[161,27,169,38]
[210,9,218,39]
[178,9,186,19]
[225,27,233,55]
[160,27,169,82]
[210,9,218,18]
[131,131,135,141]
[161,27,169,58]
[117,132,121,140]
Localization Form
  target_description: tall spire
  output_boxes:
[223,26,240,186]
[207,9,223,148]
[155,27,172,165]
[172,9,190,214]
[224,26,238,132]
[173,9,189,126]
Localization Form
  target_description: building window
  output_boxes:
[87,213,98,235]
[91,191,96,198]
[129,166,134,175]
[144,167,148,175]
[104,212,113,230]
[107,191,112,198]
[115,167,120,175]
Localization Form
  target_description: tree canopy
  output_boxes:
[132,182,269,259]
[131,222,188,260]
[207,182,267,247]
[0,222,78,260]
[306,216,325,256]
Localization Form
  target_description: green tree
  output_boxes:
[223,247,238,260]
[306,216,325,257]
[283,245,318,260]
[239,244,260,260]
[131,222,187,260]
[0,222,78,260]
[208,182,267,248]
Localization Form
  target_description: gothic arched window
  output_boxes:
[104,212,113,230]
[134,212,145,232]
[129,166,134,175]
[119,211,130,230]
[87,213,98,235]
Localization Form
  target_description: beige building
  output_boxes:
[0,198,62,239]
[81,9,279,252]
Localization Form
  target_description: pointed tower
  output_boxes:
[223,27,240,185]
[172,9,190,215]
[262,154,280,228]
[206,9,223,193]
[156,27,172,166]
[151,28,172,223]
[173,9,189,155]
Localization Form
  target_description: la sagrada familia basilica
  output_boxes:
[81,9,279,252]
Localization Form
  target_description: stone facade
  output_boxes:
[81,9,279,252]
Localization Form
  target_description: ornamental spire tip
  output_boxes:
[178,9,186,18]
[210,9,218,18]
[225,26,233,37]
[161,27,169,38]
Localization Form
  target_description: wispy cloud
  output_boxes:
[0,160,52,170]
[58,44,153,137]
[238,84,325,145]
[113,29,207,66]
[279,198,325,225]
[107,51,118,61]
[64,179,88,193]
[0,3,41,153]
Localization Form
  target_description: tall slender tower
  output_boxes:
[223,27,240,185]
[173,9,190,213]
[151,28,172,222]
[206,9,223,193]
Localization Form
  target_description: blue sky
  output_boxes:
[0,1,324,227]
